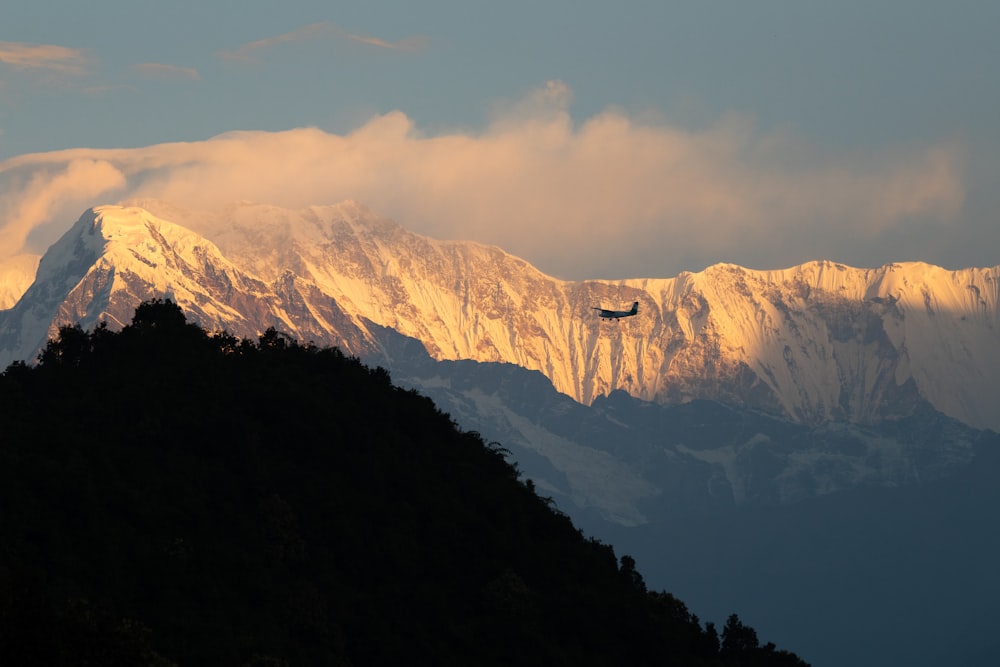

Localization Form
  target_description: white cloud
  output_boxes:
[0,82,966,277]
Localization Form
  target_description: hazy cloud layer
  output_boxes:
[0,83,966,279]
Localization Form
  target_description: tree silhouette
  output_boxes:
[722,613,760,657]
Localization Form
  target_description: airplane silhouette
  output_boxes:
[592,301,639,321]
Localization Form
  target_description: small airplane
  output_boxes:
[592,301,639,321]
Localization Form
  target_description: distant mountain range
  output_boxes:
[2,200,999,430]
[2,200,998,666]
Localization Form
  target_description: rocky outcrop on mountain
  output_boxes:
[2,200,999,432]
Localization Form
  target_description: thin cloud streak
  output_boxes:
[0,40,92,75]
[344,32,428,52]
[0,83,966,278]
[133,63,201,80]
[218,22,427,61]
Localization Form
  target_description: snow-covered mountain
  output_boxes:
[2,200,999,434]
[0,204,372,365]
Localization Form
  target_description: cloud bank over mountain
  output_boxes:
[0,83,966,279]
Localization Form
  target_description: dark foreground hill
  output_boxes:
[0,300,807,666]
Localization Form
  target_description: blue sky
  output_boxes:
[1,1,997,279]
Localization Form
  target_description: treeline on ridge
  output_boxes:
[0,299,808,666]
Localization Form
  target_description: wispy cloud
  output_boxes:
[343,32,428,52]
[0,82,966,278]
[0,40,92,75]
[218,22,428,61]
[133,62,201,81]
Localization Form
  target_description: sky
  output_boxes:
[1,1,998,280]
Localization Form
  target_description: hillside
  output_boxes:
[0,300,807,666]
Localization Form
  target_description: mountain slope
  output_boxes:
[2,200,999,432]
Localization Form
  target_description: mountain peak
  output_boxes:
[0,203,376,366]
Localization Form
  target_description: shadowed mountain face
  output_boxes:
[2,200,1000,429]
[368,324,985,522]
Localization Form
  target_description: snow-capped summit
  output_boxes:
[0,204,370,365]
[3,200,999,433]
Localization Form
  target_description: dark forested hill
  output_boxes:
[0,300,808,666]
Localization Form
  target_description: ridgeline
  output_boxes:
[0,300,808,666]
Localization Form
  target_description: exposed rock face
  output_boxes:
[3,200,999,433]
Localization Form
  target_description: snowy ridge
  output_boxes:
[3,200,999,432]
[623,261,1000,428]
